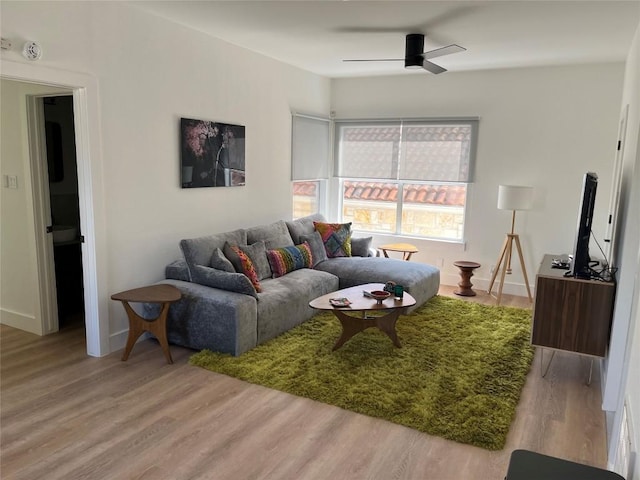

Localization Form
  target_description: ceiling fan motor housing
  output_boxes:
[404,33,425,69]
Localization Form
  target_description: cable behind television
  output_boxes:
[590,231,617,282]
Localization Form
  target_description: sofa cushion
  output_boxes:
[210,247,235,273]
[191,265,258,298]
[240,241,271,280]
[315,256,440,312]
[300,231,328,267]
[222,241,271,280]
[246,220,294,249]
[314,221,352,258]
[181,229,247,277]
[266,242,313,278]
[256,269,339,344]
[286,213,327,244]
[351,236,373,257]
[223,243,263,292]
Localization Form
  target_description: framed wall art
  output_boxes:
[180,117,246,188]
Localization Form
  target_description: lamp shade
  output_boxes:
[497,185,534,211]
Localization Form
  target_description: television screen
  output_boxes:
[572,172,598,279]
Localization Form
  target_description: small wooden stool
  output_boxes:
[453,261,481,296]
[378,243,419,261]
[111,284,181,364]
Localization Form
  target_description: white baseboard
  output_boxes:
[441,273,534,299]
[0,308,41,335]
[109,328,129,354]
[109,329,153,355]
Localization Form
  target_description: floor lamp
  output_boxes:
[487,185,534,305]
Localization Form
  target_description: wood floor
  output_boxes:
[1,286,608,480]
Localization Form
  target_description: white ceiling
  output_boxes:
[130,0,640,78]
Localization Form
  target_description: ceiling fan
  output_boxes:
[343,33,466,74]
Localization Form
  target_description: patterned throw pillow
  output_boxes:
[299,231,328,267]
[224,242,262,292]
[266,242,313,278]
[237,241,271,281]
[313,221,352,258]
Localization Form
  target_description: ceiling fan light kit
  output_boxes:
[344,33,465,74]
[404,57,423,69]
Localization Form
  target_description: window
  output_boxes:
[291,113,330,219]
[293,180,322,220]
[335,119,477,241]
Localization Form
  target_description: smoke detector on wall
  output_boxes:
[22,41,43,61]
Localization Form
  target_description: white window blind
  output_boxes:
[335,119,478,182]
[291,113,330,181]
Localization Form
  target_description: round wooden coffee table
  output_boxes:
[309,283,416,350]
[453,261,481,296]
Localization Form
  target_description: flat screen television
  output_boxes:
[572,172,598,279]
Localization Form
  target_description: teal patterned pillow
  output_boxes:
[313,221,352,258]
[266,242,313,278]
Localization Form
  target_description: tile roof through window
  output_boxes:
[293,181,465,207]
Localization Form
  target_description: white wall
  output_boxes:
[0,1,331,349]
[0,80,69,334]
[606,19,640,479]
[331,64,624,291]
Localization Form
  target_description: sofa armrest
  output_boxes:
[144,279,258,356]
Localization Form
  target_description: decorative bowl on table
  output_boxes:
[370,290,391,304]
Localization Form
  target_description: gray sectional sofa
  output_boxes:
[148,214,440,356]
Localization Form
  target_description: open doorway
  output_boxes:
[1,63,107,357]
[43,95,85,329]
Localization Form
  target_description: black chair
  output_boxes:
[506,449,625,480]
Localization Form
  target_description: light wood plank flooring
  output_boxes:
[1,287,608,479]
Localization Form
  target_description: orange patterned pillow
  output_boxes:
[224,242,262,292]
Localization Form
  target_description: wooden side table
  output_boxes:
[378,243,419,261]
[453,261,481,296]
[111,284,181,364]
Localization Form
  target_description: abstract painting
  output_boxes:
[181,117,245,188]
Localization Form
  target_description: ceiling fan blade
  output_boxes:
[422,44,466,60]
[342,58,404,62]
[421,59,447,74]
[334,26,411,34]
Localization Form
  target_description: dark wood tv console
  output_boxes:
[531,254,616,358]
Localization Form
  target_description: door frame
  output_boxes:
[1,59,109,357]
[26,94,60,335]
[603,104,629,267]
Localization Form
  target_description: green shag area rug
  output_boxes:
[190,295,534,450]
